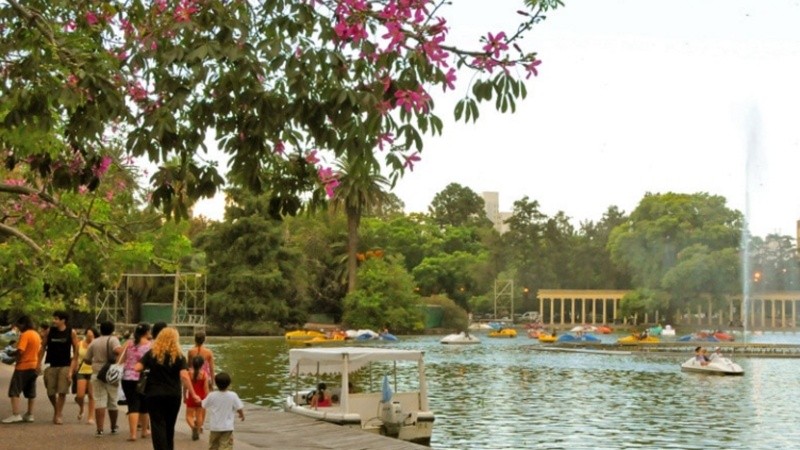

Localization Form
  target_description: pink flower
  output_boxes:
[67,74,79,88]
[105,190,115,201]
[305,150,320,165]
[524,58,542,79]
[85,11,99,26]
[155,0,168,13]
[175,0,198,22]
[274,141,285,155]
[403,152,421,171]
[442,68,456,92]
[78,185,88,194]
[377,133,394,151]
[324,178,340,198]
[482,32,508,59]
[64,20,77,32]
[94,155,113,177]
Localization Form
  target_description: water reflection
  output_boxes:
[199,334,800,449]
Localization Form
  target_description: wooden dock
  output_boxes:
[234,404,430,449]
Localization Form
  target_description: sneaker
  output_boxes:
[95,430,104,437]
[2,414,23,424]
[191,427,199,441]
[111,426,119,435]
[22,413,33,423]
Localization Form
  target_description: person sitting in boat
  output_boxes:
[709,347,723,361]
[694,346,710,366]
[310,382,332,408]
[638,329,649,340]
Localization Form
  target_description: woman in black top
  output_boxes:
[135,327,200,450]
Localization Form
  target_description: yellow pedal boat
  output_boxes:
[285,330,326,340]
[616,335,660,345]
[488,328,517,338]
[538,333,557,343]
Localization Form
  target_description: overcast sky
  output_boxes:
[195,0,800,238]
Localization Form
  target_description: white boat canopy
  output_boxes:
[289,347,425,375]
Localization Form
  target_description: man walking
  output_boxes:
[39,310,80,424]
[84,321,122,436]
[2,316,42,423]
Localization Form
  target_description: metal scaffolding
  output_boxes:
[95,272,207,333]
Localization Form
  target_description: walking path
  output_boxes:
[0,364,427,449]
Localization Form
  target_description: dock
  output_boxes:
[537,341,800,357]
[0,365,427,450]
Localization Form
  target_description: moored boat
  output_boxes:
[285,329,326,340]
[617,334,660,345]
[285,347,435,445]
[557,333,601,343]
[538,333,557,343]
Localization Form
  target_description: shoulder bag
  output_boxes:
[97,338,126,385]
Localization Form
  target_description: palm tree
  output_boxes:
[332,152,391,293]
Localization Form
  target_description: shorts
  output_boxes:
[44,366,71,396]
[76,373,92,381]
[8,369,38,398]
[209,431,234,450]
[92,378,119,411]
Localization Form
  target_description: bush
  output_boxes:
[425,295,468,331]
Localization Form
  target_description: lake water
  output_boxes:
[199,332,800,450]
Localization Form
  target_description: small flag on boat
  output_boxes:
[381,374,393,403]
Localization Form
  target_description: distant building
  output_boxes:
[482,191,511,234]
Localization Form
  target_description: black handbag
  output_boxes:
[136,369,149,395]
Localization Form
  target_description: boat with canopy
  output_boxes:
[284,347,435,445]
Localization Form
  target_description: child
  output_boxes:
[202,372,244,450]
[0,340,16,365]
[185,355,209,440]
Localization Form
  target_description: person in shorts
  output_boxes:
[202,372,244,450]
[39,310,80,425]
[2,316,42,424]
[84,321,122,436]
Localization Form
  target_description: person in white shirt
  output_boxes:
[201,372,244,450]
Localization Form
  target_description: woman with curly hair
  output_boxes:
[135,327,200,450]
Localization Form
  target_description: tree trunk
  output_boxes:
[346,207,360,293]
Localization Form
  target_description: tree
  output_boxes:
[608,192,743,318]
[194,189,309,331]
[428,183,490,228]
[342,257,423,332]
[331,153,391,293]
[2,0,561,221]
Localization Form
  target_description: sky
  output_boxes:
[194,0,800,238]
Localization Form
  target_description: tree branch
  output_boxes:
[0,183,124,245]
[0,222,44,253]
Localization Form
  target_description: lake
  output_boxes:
[198,332,800,450]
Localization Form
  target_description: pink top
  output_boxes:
[122,341,152,381]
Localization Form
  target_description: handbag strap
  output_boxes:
[115,340,129,364]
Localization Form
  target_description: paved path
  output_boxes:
[0,363,257,449]
[0,365,428,449]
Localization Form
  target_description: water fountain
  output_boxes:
[741,106,762,344]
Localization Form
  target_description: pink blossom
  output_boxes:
[67,74,79,88]
[442,68,456,92]
[524,58,542,79]
[105,190,115,201]
[377,133,394,151]
[376,100,393,116]
[155,0,168,13]
[94,155,113,177]
[403,152,421,171]
[175,0,199,22]
[274,141,285,155]
[127,82,148,102]
[78,185,88,194]
[64,20,77,32]
[482,32,508,59]
[85,11,99,26]
[381,21,406,52]
[305,150,320,165]
[324,179,340,198]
